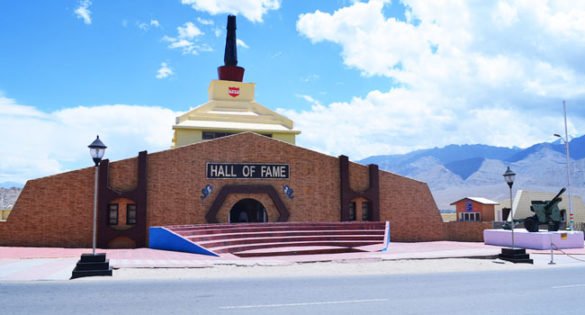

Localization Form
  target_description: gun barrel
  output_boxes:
[553,187,566,200]
[545,187,566,210]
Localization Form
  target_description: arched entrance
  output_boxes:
[229,198,268,223]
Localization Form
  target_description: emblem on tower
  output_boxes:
[228,87,240,97]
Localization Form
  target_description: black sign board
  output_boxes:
[207,163,289,179]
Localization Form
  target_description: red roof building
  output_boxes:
[450,197,499,222]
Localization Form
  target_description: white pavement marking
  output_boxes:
[0,260,47,278]
[219,298,389,309]
[0,259,76,281]
[29,258,77,281]
[552,284,585,289]
[47,267,73,281]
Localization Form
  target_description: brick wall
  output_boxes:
[445,221,493,242]
[0,168,94,247]
[146,133,343,226]
[379,172,446,241]
[0,132,448,247]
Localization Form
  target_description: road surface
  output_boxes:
[2,266,584,314]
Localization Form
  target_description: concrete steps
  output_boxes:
[154,222,386,257]
[235,246,366,258]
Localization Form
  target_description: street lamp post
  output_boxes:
[88,135,107,255]
[499,167,533,264]
[554,100,574,231]
[503,166,516,248]
[87,136,107,256]
[71,135,113,279]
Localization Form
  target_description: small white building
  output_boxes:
[496,190,585,224]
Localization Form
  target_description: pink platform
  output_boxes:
[484,229,584,250]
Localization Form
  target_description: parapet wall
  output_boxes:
[445,221,494,242]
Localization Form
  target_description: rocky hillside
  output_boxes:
[361,136,585,210]
[0,187,21,209]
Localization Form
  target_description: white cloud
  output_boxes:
[74,0,92,25]
[301,74,319,83]
[178,21,203,39]
[197,17,214,25]
[156,62,174,79]
[138,22,149,31]
[0,96,177,184]
[292,0,585,159]
[236,38,249,48]
[138,19,161,31]
[296,94,321,106]
[164,21,212,55]
[181,0,280,23]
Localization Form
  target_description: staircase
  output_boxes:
[149,222,387,257]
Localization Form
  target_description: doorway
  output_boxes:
[229,198,268,223]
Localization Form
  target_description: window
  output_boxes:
[348,202,356,221]
[203,131,235,140]
[362,202,371,221]
[460,212,481,222]
[127,204,137,225]
[108,204,119,225]
[203,131,272,140]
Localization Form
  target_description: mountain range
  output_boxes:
[361,135,585,210]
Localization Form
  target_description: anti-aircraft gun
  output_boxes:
[523,187,566,232]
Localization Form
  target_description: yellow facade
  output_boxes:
[172,80,300,148]
[0,209,11,221]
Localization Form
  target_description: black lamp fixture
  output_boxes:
[503,166,515,189]
[89,135,107,167]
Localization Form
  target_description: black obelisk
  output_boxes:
[218,15,245,82]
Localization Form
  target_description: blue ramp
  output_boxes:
[149,226,219,256]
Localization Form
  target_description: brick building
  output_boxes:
[0,132,447,248]
[450,197,499,222]
[0,15,454,248]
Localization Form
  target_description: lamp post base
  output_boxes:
[498,247,533,264]
[71,253,113,279]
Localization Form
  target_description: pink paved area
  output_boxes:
[0,242,483,259]
[2,241,585,261]
[2,241,584,281]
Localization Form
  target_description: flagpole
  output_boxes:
[562,100,574,231]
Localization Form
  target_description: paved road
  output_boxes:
[2,267,585,314]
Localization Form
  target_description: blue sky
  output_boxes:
[0,1,397,110]
[2,0,585,185]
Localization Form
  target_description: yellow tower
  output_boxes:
[172,15,300,148]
